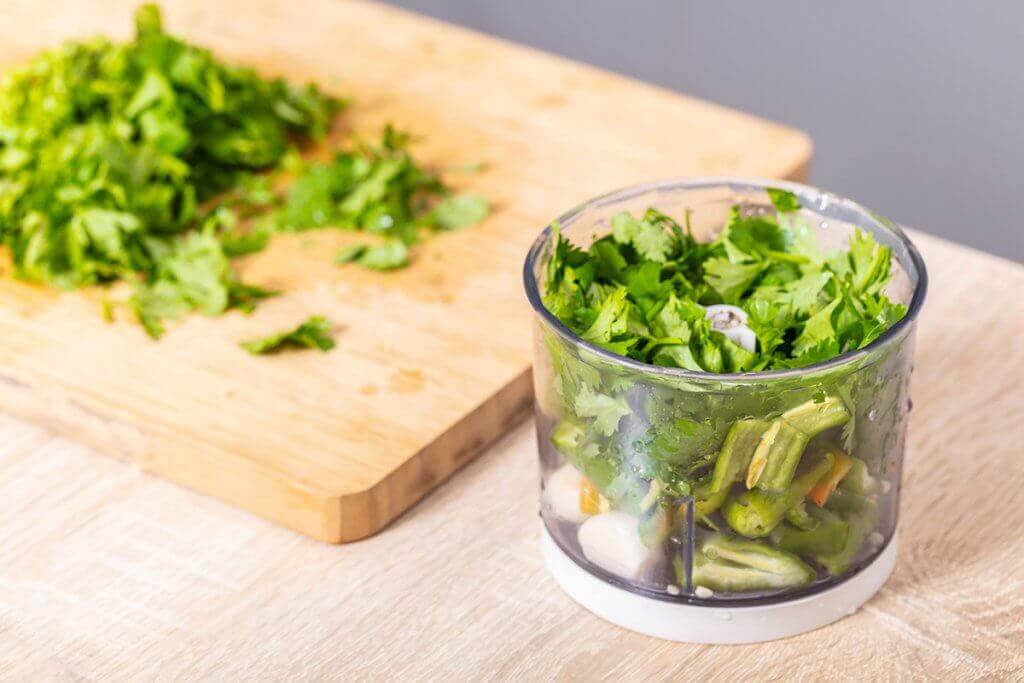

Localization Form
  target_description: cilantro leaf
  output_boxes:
[240,315,336,354]
[356,240,409,270]
[792,297,841,356]
[573,385,631,436]
[704,258,765,303]
[580,286,631,347]
[432,193,489,230]
[719,207,785,260]
[334,239,409,270]
[333,244,368,265]
[611,212,673,262]
[767,188,801,213]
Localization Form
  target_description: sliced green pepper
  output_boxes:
[693,474,729,519]
[688,534,815,592]
[745,420,809,492]
[781,396,851,434]
[771,507,849,555]
[840,456,880,496]
[746,397,851,493]
[825,488,876,516]
[784,500,818,530]
[813,492,879,574]
[551,418,585,453]
[723,453,834,538]
[709,419,769,493]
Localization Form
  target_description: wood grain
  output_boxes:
[0,230,1022,679]
[0,0,811,542]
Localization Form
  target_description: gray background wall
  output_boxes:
[383,1,1022,263]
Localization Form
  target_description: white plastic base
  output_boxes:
[541,527,897,644]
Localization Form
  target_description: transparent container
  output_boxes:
[525,178,927,609]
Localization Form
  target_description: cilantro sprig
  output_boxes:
[240,315,336,354]
[542,190,907,372]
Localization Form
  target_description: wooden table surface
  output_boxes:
[2,228,1023,678]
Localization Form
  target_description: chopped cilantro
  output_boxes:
[0,4,490,340]
[767,188,802,213]
[432,193,490,230]
[542,192,907,372]
[271,126,488,266]
[0,4,338,337]
[240,315,335,354]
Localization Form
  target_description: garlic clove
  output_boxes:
[578,511,653,580]
[544,464,590,523]
[705,304,758,352]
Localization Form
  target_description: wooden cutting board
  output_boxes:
[0,0,811,542]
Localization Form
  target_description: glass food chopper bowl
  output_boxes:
[523,178,927,643]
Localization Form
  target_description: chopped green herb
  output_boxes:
[333,244,369,265]
[271,127,488,266]
[542,194,907,372]
[767,188,802,213]
[0,4,339,337]
[432,193,490,230]
[240,315,335,354]
[0,3,489,339]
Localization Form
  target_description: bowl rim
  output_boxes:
[522,176,929,383]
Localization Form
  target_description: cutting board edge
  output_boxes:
[330,367,534,543]
[0,362,533,543]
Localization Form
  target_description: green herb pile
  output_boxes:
[0,5,488,340]
[543,190,907,372]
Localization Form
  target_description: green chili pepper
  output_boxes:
[771,507,849,555]
[840,456,879,496]
[551,418,585,452]
[745,420,810,492]
[781,395,851,434]
[710,419,769,493]
[693,474,729,518]
[723,453,834,538]
[813,492,879,574]
[746,397,851,493]
[824,488,876,516]
[688,534,815,592]
[784,500,818,530]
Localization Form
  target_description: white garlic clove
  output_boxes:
[728,325,757,353]
[578,511,652,580]
[705,304,758,352]
[544,464,590,524]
